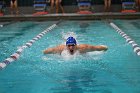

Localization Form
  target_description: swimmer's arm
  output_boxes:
[43,45,65,54]
[43,48,56,54]
[79,44,108,52]
[90,45,108,51]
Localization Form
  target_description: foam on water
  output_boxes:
[62,31,77,40]
[42,51,104,62]
[61,49,80,61]
[86,51,105,60]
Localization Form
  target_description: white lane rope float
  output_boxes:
[109,22,140,56]
[0,21,61,70]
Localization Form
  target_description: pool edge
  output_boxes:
[0,13,140,22]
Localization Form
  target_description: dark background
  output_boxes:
[3,0,128,7]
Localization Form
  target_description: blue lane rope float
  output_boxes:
[0,21,61,69]
[109,22,140,56]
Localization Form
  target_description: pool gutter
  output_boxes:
[0,13,140,21]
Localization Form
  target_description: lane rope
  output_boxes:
[0,21,61,69]
[109,22,140,56]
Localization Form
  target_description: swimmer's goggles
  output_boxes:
[67,44,76,47]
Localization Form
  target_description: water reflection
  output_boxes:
[79,22,90,33]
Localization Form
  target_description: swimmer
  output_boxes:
[43,37,108,55]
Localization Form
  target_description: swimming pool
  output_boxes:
[0,20,140,93]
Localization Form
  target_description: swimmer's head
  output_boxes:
[66,37,77,55]
[66,37,77,46]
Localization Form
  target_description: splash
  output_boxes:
[86,51,104,60]
[62,32,77,41]
[42,51,104,62]
[0,25,3,27]
[61,49,80,61]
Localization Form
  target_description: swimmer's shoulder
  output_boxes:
[77,44,89,49]
[76,44,89,53]
[57,44,65,48]
[56,44,65,51]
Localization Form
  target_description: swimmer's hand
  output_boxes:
[100,45,108,51]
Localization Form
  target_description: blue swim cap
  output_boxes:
[66,37,77,45]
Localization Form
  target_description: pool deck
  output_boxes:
[0,12,140,21]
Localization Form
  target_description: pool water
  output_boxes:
[0,20,140,93]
